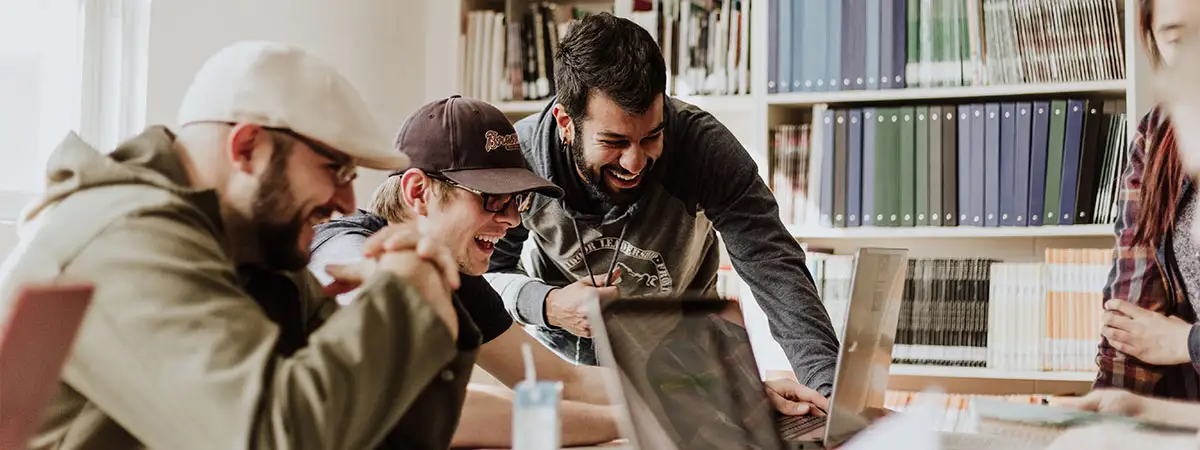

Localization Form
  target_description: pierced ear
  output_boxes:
[227,123,265,174]
[551,104,574,146]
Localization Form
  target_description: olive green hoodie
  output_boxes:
[0,127,478,450]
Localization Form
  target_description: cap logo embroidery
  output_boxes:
[484,130,521,152]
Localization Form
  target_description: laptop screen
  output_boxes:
[0,283,93,449]
[592,297,789,450]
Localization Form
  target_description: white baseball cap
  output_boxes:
[177,40,409,171]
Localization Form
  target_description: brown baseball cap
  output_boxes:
[394,95,563,198]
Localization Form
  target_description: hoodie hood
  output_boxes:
[24,126,217,227]
[309,209,387,254]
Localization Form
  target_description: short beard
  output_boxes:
[251,142,309,271]
[569,126,649,206]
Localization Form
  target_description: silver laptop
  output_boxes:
[588,247,909,450]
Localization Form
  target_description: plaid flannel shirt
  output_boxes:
[1095,107,1200,399]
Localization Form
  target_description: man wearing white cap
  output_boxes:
[0,41,471,449]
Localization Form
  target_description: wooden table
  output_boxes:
[465,439,629,450]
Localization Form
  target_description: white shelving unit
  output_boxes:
[494,100,547,118]
[888,366,1095,395]
[767,80,1129,107]
[789,223,1114,240]
[429,0,1149,397]
[890,365,1096,382]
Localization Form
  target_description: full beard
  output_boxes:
[251,151,310,271]
[569,127,652,206]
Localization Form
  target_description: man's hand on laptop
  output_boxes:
[764,379,828,416]
[545,268,622,337]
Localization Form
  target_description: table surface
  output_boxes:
[468,441,633,450]
[469,439,630,450]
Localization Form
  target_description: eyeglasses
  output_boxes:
[432,175,533,214]
[269,128,358,186]
[198,122,359,186]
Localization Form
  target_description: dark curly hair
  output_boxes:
[553,12,667,122]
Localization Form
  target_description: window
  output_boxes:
[0,0,149,218]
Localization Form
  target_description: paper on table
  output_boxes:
[839,392,942,450]
[972,398,1200,435]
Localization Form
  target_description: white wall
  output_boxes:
[0,0,431,258]
[145,0,429,202]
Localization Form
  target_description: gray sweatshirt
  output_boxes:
[484,97,840,394]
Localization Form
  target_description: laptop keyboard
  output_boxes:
[777,414,827,440]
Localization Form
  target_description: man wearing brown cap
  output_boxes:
[0,41,470,449]
[308,95,621,448]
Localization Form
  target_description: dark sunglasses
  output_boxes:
[428,174,533,214]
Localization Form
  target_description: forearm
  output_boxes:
[1137,396,1200,430]
[451,385,620,448]
[562,365,616,405]
[709,189,839,394]
[483,272,556,327]
[736,259,839,395]
[451,386,515,448]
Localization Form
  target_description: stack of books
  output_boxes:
[716,248,1110,371]
[988,248,1110,372]
[460,3,601,103]
[631,0,754,96]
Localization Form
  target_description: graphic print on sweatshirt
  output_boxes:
[564,236,674,295]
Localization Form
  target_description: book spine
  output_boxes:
[863,108,878,226]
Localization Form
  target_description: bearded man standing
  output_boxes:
[484,13,839,413]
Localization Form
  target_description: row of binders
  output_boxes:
[767,0,1126,93]
[804,248,1107,372]
[770,99,1130,229]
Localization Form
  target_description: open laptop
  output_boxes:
[589,247,909,450]
[0,283,94,450]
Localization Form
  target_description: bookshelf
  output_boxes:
[674,94,756,112]
[430,0,1150,396]
[789,223,1113,240]
[495,100,547,116]
[888,365,1094,395]
[767,80,1128,107]
[890,365,1095,382]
